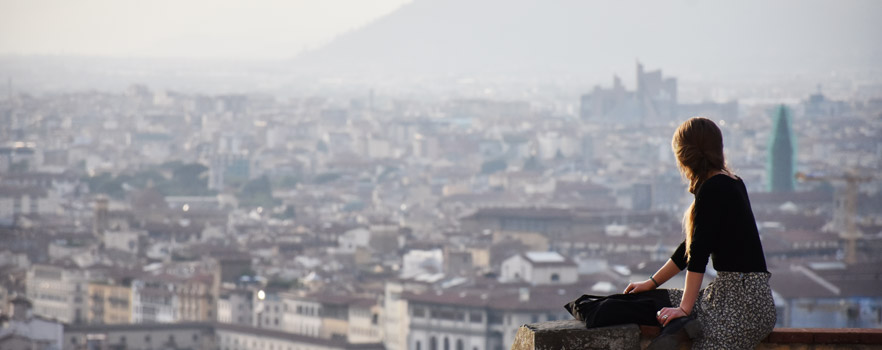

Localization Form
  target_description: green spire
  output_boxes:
[768,105,796,192]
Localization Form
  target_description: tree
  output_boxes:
[130,170,167,188]
[237,176,276,209]
[158,162,213,196]
[481,159,507,174]
[523,156,542,171]
[172,163,209,190]
[85,172,128,199]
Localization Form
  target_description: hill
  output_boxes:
[293,0,882,79]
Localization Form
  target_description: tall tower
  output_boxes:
[93,195,109,237]
[768,105,796,192]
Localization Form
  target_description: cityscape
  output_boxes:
[1,1,881,350]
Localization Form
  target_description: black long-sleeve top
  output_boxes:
[671,174,768,273]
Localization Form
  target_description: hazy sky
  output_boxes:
[0,0,411,59]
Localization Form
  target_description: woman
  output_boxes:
[623,117,776,349]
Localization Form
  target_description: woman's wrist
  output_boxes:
[649,275,660,287]
[678,306,690,315]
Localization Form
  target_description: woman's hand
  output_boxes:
[656,306,688,326]
[622,279,656,294]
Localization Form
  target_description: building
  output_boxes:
[459,206,671,254]
[0,185,61,226]
[279,292,383,344]
[635,62,678,122]
[347,299,382,344]
[131,273,215,324]
[0,146,37,173]
[218,287,255,326]
[0,172,81,198]
[0,297,64,350]
[63,322,388,350]
[803,86,849,119]
[405,283,582,350]
[88,280,133,324]
[282,291,322,338]
[255,289,286,331]
[26,263,101,324]
[770,262,882,328]
[500,252,578,285]
[768,105,796,192]
[580,62,677,125]
[383,280,422,350]
[131,276,179,323]
[179,274,216,322]
[579,75,642,125]
[64,322,215,350]
[209,153,251,190]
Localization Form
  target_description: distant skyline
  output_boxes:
[0,0,411,59]
[1,0,880,97]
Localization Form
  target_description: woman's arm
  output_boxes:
[652,259,682,285]
[656,270,704,326]
[679,271,703,315]
[623,259,681,294]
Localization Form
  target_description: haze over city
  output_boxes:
[0,1,880,349]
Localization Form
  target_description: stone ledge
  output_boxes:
[765,328,882,345]
[513,321,882,350]
[511,320,641,350]
[642,325,882,345]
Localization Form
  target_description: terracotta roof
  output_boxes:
[463,207,573,220]
[403,282,597,312]
[65,322,384,349]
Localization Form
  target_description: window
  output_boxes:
[430,309,464,321]
[444,337,450,350]
[416,341,421,350]
[145,335,151,343]
[551,273,560,282]
[456,339,464,350]
[193,334,199,341]
[430,337,437,350]
[412,307,426,318]
[70,337,78,345]
[469,312,482,323]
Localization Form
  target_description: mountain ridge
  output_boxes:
[292,0,882,79]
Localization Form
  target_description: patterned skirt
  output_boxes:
[667,271,776,350]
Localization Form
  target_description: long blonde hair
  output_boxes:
[672,117,729,260]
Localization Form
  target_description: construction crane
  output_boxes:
[795,170,874,264]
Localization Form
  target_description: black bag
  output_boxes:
[564,289,673,328]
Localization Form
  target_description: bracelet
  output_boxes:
[649,276,660,287]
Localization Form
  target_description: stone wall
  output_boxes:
[511,320,882,350]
